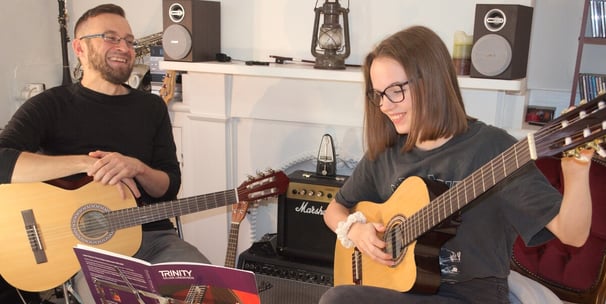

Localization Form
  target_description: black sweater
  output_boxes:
[0,83,180,230]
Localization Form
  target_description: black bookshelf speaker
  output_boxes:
[162,0,220,62]
[469,4,533,80]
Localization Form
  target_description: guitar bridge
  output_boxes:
[21,209,47,264]
[352,248,362,285]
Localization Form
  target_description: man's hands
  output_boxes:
[87,150,142,198]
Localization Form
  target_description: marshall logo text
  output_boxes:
[295,201,325,215]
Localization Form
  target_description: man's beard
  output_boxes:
[87,47,133,84]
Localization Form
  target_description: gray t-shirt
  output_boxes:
[336,121,562,283]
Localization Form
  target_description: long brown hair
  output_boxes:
[363,26,472,160]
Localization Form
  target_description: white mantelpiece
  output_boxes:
[160,60,530,266]
[161,61,527,91]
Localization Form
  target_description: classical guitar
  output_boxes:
[171,201,251,303]
[0,170,288,292]
[159,70,177,104]
[225,201,250,268]
[334,94,606,293]
[169,202,254,304]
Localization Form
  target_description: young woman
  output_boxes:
[320,25,594,303]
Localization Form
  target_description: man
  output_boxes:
[0,4,209,303]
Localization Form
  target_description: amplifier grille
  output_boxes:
[238,246,333,304]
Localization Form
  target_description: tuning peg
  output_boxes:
[255,169,264,176]
[256,168,274,177]
[588,141,606,158]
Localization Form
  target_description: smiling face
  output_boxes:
[369,56,413,135]
[74,13,135,86]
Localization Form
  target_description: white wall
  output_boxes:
[0,0,586,127]
[1,2,64,125]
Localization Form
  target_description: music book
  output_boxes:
[73,244,260,304]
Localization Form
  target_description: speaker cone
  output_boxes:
[162,24,192,60]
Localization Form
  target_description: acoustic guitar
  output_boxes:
[169,200,255,303]
[225,201,250,268]
[0,170,288,292]
[334,94,606,293]
[159,70,177,104]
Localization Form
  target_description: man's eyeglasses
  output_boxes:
[78,32,137,48]
[366,81,409,107]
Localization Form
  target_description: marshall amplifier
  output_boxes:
[277,170,348,263]
[238,241,332,304]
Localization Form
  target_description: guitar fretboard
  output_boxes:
[224,222,240,268]
[107,189,239,230]
[402,139,533,245]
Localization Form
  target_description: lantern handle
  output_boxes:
[315,0,349,9]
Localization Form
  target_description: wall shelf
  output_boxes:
[160,60,527,93]
[569,0,606,106]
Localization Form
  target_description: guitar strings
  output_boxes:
[28,190,240,245]
[386,137,533,252]
[385,98,605,256]
[29,172,283,249]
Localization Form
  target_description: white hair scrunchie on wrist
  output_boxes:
[335,211,367,248]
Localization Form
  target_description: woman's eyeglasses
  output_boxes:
[366,81,409,107]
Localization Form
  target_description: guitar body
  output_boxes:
[334,176,457,293]
[0,181,141,291]
[0,170,289,292]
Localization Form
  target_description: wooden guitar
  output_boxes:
[225,201,250,268]
[170,202,254,303]
[0,170,288,292]
[172,201,250,303]
[159,70,177,104]
[334,94,606,293]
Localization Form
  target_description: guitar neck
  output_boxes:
[224,222,240,268]
[107,189,238,230]
[405,139,533,243]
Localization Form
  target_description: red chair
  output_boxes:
[511,157,606,304]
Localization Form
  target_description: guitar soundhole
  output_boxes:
[384,215,408,266]
[71,203,115,245]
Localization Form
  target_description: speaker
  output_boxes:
[277,170,347,263]
[162,0,220,62]
[255,274,331,304]
[238,246,332,304]
[469,4,533,80]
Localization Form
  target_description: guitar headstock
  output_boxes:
[236,169,289,203]
[231,201,250,223]
[159,70,177,104]
[533,94,606,159]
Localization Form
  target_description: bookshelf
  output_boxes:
[570,0,606,106]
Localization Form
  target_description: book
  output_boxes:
[73,244,260,304]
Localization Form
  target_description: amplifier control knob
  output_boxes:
[307,190,314,196]
[298,189,307,195]
[316,191,324,197]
